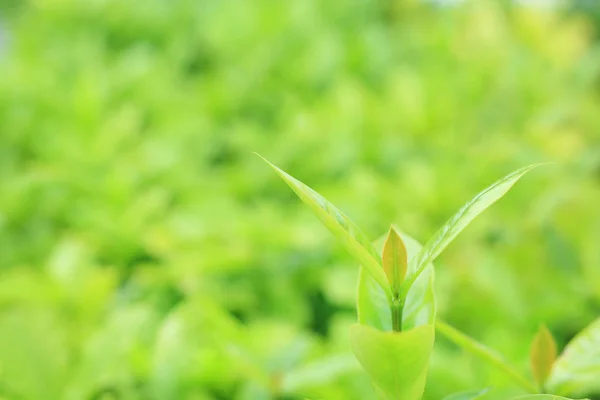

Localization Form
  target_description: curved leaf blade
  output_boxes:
[531,325,557,388]
[258,155,390,298]
[349,323,434,400]
[357,227,435,331]
[442,388,490,400]
[547,318,600,397]
[436,320,537,393]
[404,164,545,290]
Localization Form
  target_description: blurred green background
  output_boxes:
[0,0,599,399]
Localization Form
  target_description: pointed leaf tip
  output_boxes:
[258,156,392,299]
[403,163,547,295]
[530,325,557,388]
[382,226,408,295]
[442,388,490,400]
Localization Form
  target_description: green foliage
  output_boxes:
[382,227,408,296]
[547,318,600,397]
[403,163,544,297]
[258,155,391,298]
[357,228,435,332]
[436,320,538,393]
[512,396,588,400]
[442,388,489,400]
[531,325,558,390]
[349,323,434,400]
[1,0,600,399]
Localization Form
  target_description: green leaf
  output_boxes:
[530,325,557,388]
[280,354,360,393]
[357,227,435,331]
[0,309,68,400]
[547,317,600,397]
[349,323,434,400]
[442,388,490,400]
[403,164,544,293]
[382,226,408,295]
[511,395,588,400]
[436,320,538,393]
[258,154,391,298]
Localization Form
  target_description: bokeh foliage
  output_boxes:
[0,0,599,399]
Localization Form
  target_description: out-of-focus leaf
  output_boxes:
[442,388,490,400]
[547,318,600,397]
[357,227,435,331]
[404,164,544,292]
[0,309,68,400]
[151,298,266,399]
[258,155,390,298]
[530,325,557,388]
[349,323,434,400]
[511,395,588,400]
[436,320,537,393]
[281,354,361,393]
[382,226,408,295]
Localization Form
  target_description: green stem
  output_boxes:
[436,320,538,394]
[391,297,403,332]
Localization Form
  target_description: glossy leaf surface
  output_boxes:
[404,164,544,291]
[259,155,391,297]
[442,388,489,400]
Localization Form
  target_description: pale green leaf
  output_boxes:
[436,320,537,393]
[530,325,557,388]
[511,395,588,400]
[357,227,435,331]
[382,226,408,295]
[280,354,361,393]
[349,323,434,400]
[0,309,68,400]
[547,317,600,397]
[403,164,544,292]
[258,155,391,298]
[442,388,489,400]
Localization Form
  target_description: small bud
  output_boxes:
[382,226,408,295]
[530,325,557,388]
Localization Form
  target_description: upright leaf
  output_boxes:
[258,155,391,298]
[547,318,600,397]
[349,323,434,400]
[280,354,360,393]
[530,325,557,388]
[382,226,408,295]
[442,388,489,400]
[403,164,544,292]
[357,227,435,331]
